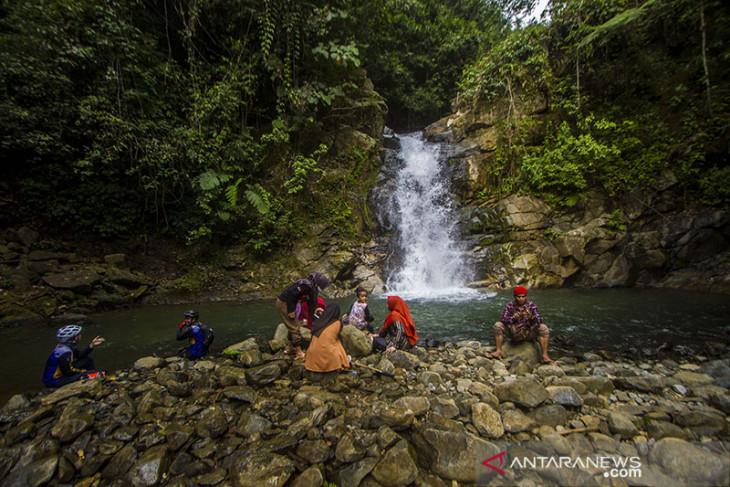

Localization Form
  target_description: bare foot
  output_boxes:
[486,352,502,359]
[542,357,556,365]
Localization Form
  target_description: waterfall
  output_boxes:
[383,133,478,300]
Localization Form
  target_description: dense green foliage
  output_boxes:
[349,0,509,131]
[2,0,727,256]
[0,0,510,250]
[458,0,730,206]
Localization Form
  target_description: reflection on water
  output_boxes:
[1,288,727,404]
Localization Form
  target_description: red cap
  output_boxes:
[514,286,528,296]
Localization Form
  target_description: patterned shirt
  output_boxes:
[381,321,412,351]
[500,300,542,326]
[349,302,368,330]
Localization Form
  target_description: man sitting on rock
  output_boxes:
[42,324,105,388]
[487,286,555,365]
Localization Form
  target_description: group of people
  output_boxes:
[275,272,419,373]
[43,271,554,388]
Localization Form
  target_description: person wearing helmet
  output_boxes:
[177,310,213,359]
[42,325,105,388]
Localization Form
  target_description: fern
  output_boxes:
[579,0,660,49]
[245,184,271,214]
[197,170,220,191]
[225,178,243,206]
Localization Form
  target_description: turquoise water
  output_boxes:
[1,288,728,405]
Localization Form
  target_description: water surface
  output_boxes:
[1,288,727,405]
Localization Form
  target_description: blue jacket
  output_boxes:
[42,343,80,385]
[177,322,208,358]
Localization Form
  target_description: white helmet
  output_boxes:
[56,325,82,343]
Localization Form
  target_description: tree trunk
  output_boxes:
[700,1,712,114]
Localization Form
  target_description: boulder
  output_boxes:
[371,440,419,486]
[649,438,730,485]
[388,350,420,370]
[340,325,373,358]
[224,337,260,354]
[331,457,378,487]
[494,379,549,408]
[217,365,249,386]
[105,267,152,288]
[290,466,324,487]
[335,435,366,464]
[497,195,552,231]
[196,406,229,439]
[2,394,30,412]
[471,403,504,439]
[412,429,501,483]
[102,444,137,480]
[528,404,568,428]
[133,356,166,370]
[369,402,414,431]
[229,451,295,487]
[126,444,168,486]
[395,396,430,416]
[165,423,194,451]
[500,340,541,366]
[608,411,639,439]
[546,386,584,407]
[3,455,58,487]
[296,439,331,464]
[244,363,283,386]
[50,410,94,443]
[42,268,101,293]
[502,408,537,433]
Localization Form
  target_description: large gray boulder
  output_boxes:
[501,340,542,366]
[42,268,101,293]
[412,429,501,483]
[340,324,373,358]
[493,378,549,408]
[649,438,730,485]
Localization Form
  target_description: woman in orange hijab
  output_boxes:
[370,296,418,354]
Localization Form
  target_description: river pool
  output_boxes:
[1,288,727,405]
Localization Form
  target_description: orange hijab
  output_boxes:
[379,296,418,346]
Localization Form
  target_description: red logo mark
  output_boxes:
[482,451,507,476]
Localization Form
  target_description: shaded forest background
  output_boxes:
[1,0,728,260]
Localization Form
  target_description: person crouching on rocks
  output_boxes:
[305,303,350,373]
[370,296,418,355]
[177,310,214,360]
[276,272,330,360]
[42,325,105,388]
[487,286,555,365]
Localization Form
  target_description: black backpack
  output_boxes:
[199,324,215,348]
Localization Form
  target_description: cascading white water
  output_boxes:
[385,133,478,299]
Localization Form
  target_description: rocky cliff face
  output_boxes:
[423,106,730,293]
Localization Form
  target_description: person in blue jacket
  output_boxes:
[177,310,212,359]
[42,325,105,388]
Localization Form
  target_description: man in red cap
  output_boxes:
[487,286,555,365]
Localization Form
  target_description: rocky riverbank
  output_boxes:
[2,324,729,487]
